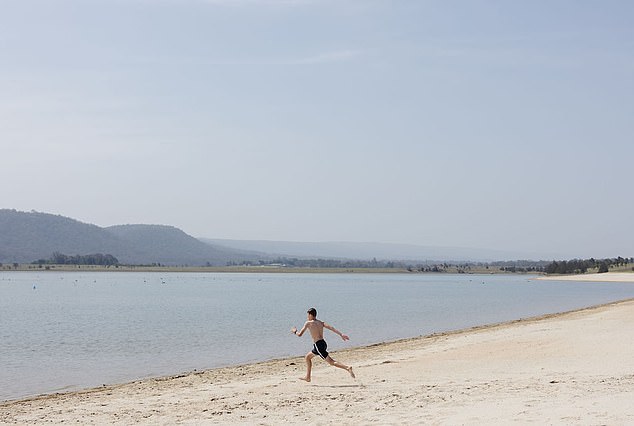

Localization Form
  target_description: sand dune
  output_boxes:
[2,299,634,425]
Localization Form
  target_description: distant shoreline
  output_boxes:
[4,266,633,280]
[1,264,528,274]
[537,272,634,282]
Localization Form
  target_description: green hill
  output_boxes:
[105,224,250,266]
[0,209,259,266]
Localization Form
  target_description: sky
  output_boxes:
[1,0,633,259]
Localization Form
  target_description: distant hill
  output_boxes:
[105,224,260,266]
[0,210,261,266]
[0,209,549,266]
[0,210,135,263]
[202,238,546,262]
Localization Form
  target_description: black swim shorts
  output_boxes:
[312,339,329,359]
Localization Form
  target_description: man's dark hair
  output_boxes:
[307,307,317,317]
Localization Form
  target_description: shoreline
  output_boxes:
[4,296,632,403]
[1,265,531,274]
[537,272,634,282]
[6,266,633,278]
[1,265,414,274]
[2,297,634,424]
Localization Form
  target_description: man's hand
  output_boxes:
[291,327,298,334]
[341,334,350,341]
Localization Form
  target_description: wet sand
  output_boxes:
[2,297,633,425]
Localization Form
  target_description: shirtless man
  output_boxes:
[291,307,355,382]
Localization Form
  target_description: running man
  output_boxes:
[291,307,355,382]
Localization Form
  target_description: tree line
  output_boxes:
[544,256,632,275]
[228,257,408,269]
[33,252,120,266]
[228,257,551,273]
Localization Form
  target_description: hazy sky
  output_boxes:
[1,0,633,259]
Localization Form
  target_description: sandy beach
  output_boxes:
[2,294,633,425]
[538,272,634,282]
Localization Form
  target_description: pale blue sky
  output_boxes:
[1,0,633,259]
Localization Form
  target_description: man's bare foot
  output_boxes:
[348,367,356,379]
[299,377,311,382]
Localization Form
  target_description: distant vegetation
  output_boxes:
[33,252,120,266]
[229,257,551,274]
[544,257,633,275]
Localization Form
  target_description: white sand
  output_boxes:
[537,272,634,282]
[2,299,634,425]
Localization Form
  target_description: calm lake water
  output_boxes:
[1,271,634,401]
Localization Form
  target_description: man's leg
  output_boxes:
[325,356,355,378]
[300,352,315,382]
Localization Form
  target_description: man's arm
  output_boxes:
[291,322,308,337]
[324,322,350,341]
